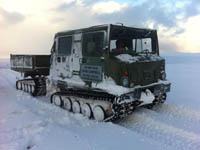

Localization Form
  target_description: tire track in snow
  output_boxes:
[153,104,200,124]
[138,107,200,134]
[118,109,200,150]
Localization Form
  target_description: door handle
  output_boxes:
[80,58,87,63]
[57,57,61,63]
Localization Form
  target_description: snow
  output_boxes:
[115,54,139,63]
[140,89,155,105]
[115,53,163,63]
[93,77,131,96]
[1,54,200,150]
[0,59,10,69]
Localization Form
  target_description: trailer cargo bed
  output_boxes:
[10,54,50,77]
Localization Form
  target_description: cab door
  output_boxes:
[80,31,106,82]
[72,33,82,73]
[54,35,73,79]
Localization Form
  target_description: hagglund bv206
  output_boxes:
[11,24,171,121]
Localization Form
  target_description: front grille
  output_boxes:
[154,70,160,80]
[143,71,151,81]
[127,60,164,86]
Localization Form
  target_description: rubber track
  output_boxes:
[51,89,146,121]
[16,77,47,96]
[51,90,115,103]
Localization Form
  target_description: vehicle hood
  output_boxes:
[115,54,164,64]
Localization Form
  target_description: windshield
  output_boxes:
[110,26,158,54]
[110,38,152,53]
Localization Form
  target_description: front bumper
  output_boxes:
[153,82,171,96]
[115,81,171,103]
[111,81,171,119]
[132,81,171,98]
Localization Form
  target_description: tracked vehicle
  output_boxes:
[11,24,171,121]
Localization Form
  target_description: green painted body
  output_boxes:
[70,24,165,88]
[81,51,165,87]
[104,54,165,87]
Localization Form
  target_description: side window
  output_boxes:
[136,38,152,53]
[132,39,136,51]
[110,40,117,50]
[82,32,104,57]
[142,38,152,52]
[58,36,72,55]
[136,39,142,52]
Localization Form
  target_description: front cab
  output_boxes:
[104,25,171,106]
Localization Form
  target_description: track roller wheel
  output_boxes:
[27,85,31,93]
[22,83,25,91]
[93,105,105,121]
[81,103,92,118]
[24,84,28,92]
[72,101,81,113]
[31,85,35,94]
[16,81,22,90]
[52,95,62,107]
[63,97,72,111]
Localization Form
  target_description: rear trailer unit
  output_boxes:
[10,54,50,96]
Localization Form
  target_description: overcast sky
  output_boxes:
[0,0,200,58]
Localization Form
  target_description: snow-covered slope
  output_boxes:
[1,55,200,150]
[0,58,9,69]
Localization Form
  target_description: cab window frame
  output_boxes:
[82,31,106,57]
[57,35,73,56]
[135,38,152,53]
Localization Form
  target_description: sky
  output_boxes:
[0,0,200,58]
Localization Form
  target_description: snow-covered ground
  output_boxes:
[1,54,200,150]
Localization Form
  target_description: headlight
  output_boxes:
[161,71,166,80]
[122,77,129,87]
